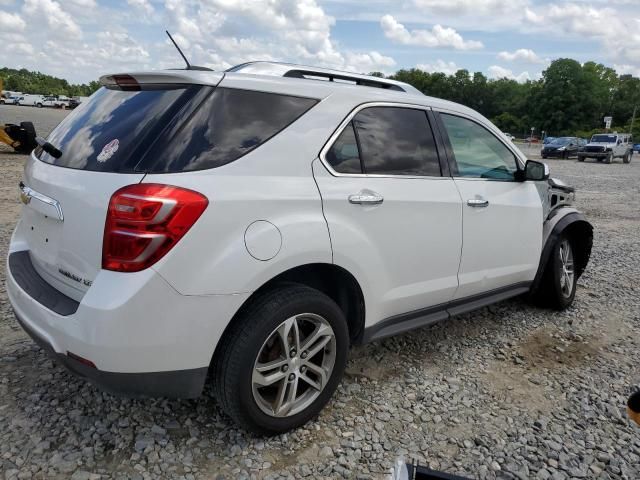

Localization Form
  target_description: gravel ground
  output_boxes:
[1,109,639,479]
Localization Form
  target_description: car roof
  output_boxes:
[101,62,475,116]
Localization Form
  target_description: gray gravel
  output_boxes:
[1,109,639,479]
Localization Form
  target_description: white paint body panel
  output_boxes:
[453,179,543,299]
[313,160,463,326]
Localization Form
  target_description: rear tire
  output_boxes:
[577,156,585,162]
[623,151,631,164]
[533,234,577,310]
[214,284,349,435]
[19,122,38,152]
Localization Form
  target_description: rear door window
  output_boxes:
[353,107,441,176]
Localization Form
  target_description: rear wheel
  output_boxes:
[577,156,585,162]
[534,235,577,310]
[36,103,43,108]
[623,151,631,164]
[214,284,349,435]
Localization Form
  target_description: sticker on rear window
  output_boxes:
[97,139,119,163]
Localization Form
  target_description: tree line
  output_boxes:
[0,67,100,97]
[2,58,638,138]
[385,59,640,139]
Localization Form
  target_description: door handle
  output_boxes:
[348,192,384,205]
[467,198,489,208]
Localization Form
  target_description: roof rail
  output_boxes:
[226,61,422,95]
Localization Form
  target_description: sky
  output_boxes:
[1,0,639,85]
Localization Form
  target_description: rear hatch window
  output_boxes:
[37,85,318,173]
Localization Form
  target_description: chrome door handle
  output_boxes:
[467,198,489,208]
[348,192,384,205]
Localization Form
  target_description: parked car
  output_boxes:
[525,136,540,143]
[578,133,633,163]
[634,143,640,153]
[7,62,593,434]
[502,132,515,141]
[543,136,556,144]
[0,95,21,105]
[541,137,580,159]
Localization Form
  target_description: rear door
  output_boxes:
[19,75,222,301]
[435,110,542,300]
[314,104,463,325]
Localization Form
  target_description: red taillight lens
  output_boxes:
[103,184,208,272]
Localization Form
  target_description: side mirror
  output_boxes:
[523,160,549,181]
[618,140,622,145]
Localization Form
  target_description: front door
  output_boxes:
[436,111,543,300]
[313,105,463,326]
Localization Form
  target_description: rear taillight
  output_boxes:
[103,184,208,272]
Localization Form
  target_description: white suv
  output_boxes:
[7,62,593,434]
[578,132,633,163]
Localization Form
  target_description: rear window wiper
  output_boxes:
[35,137,62,159]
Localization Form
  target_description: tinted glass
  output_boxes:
[36,85,197,172]
[325,122,362,173]
[143,88,317,172]
[441,114,517,180]
[353,107,440,176]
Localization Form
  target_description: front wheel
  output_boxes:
[534,235,577,310]
[214,284,349,435]
[604,153,613,164]
[577,156,585,162]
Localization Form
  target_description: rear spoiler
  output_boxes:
[99,71,224,89]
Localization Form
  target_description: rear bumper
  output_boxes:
[7,249,249,398]
[14,310,208,398]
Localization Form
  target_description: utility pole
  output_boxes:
[631,106,637,135]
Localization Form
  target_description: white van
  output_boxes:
[18,94,45,107]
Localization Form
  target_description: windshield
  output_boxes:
[591,134,617,143]
[550,137,573,145]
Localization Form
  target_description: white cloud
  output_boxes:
[417,60,460,75]
[413,0,527,15]
[22,0,82,39]
[614,64,640,77]
[0,10,25,30]
[498,48,544,64]
[525,3,640,65]
[127,0,153,16]
[487,65,532,83]
[161,0,397,74]
[380,15,483,50]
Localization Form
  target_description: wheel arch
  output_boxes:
[210,262,366,366]
[531,210,593,294]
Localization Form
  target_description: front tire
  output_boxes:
[604,153,613,164]
[577,156,585,162]
[214,284,349,435]
[535,235,577,310]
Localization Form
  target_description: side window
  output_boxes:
[440,113,518,180]
[353,107,441,176]
[326,122,362,174]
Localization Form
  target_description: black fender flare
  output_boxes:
[531,210,593,294]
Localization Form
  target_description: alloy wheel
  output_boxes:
[252,313,336,418]
[558,239,575,298]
